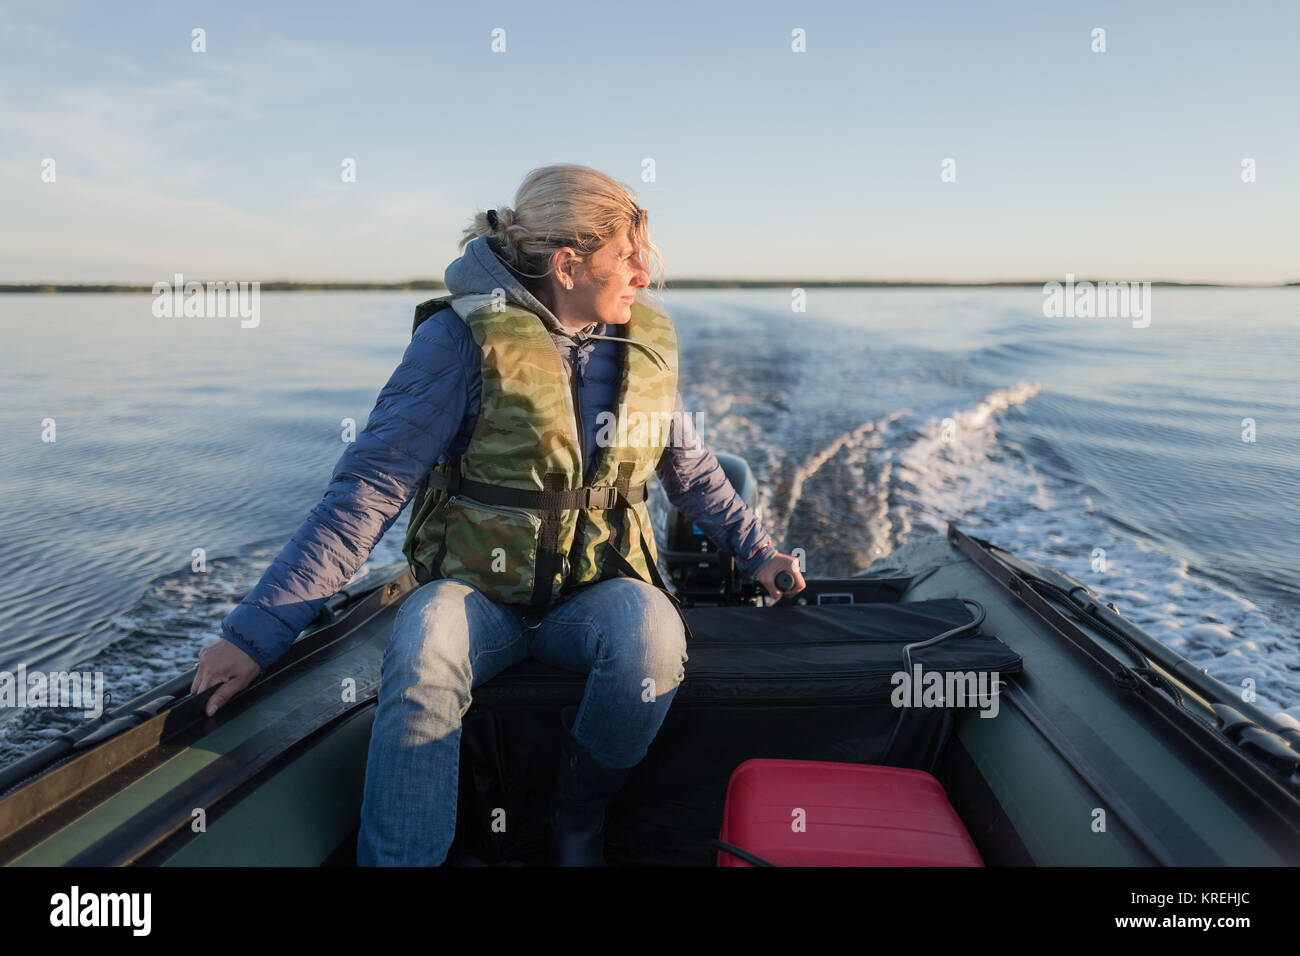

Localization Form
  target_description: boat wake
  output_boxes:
[0,531,409,768]
[729,380,1299,724]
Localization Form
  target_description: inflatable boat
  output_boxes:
[1,456,1297,867]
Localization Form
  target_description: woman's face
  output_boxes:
[554,227,650,330]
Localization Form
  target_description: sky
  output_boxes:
[1,0,1297,284]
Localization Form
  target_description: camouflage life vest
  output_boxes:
[401,292,682,619]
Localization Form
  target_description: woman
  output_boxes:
[191,164,806,866]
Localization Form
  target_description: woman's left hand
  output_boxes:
[754,552,807,600]
[191,638,262,717]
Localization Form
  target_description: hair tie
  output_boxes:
[486,208,500,231]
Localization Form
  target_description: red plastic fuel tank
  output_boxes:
[716,758,984,867]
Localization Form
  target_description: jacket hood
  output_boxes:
[443,236,584,338]
[441,235,671,374]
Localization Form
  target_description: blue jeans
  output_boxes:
[356,575,689,866]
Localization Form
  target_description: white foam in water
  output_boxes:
[871,383,1299,724]
[769,411,903,563]
[0,531,413,766]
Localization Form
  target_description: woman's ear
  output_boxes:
[552,246,582,288]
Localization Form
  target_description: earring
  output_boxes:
[564,280,573,290]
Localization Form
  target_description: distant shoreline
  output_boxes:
[1,279,1297,293]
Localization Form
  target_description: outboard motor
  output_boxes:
[662,453,765,607]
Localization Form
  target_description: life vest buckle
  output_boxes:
[580,486,620,510]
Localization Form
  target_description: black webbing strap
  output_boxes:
[426,469,647,511]
[529,472,567,616]
[601,525,695,643]
[415,453,463,519]
[412,534,449,587]
[424,539,448,585]
[598,462,637,584]
[412,454,460,585]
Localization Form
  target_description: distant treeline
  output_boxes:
[1,279,1297,293]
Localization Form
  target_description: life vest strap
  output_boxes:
[599,530,696,643]
[426,470,647,511]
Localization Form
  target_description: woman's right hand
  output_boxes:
[190,638,262,717]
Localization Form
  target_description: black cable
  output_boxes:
[878,599,986,765]
[925,708,955,776]
[710,838,777,867]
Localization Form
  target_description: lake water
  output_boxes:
[1,288,1297,763]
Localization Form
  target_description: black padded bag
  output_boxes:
[450,598,1021,866]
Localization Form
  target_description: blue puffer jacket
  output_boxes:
[219,237,777,669]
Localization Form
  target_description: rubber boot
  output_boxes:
[549,705,631,866]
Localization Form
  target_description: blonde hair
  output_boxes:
[459,164,665,306]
